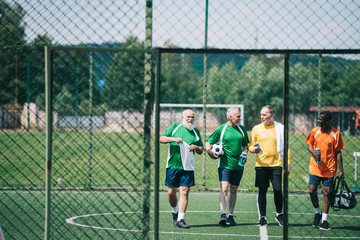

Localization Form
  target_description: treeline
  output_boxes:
[1,0,360,129]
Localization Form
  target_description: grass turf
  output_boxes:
[1,190,359,239]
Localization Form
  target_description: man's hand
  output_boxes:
[207,149,219,159]
[339,171,345,179]
[253,147,262,154]
[174,137,183,143]
[189,144,203,154]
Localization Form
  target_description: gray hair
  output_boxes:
[262,105,275,115]
[226,107,240,119]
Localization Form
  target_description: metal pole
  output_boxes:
[318,54,322,114]
[75,60,79,131]
[153,49,161,240]
[44,46,53,240]
[283,53,290,240]
[144,1,153,239]
[27,58,30,131]
[88,52,93,190]
[202,0,209,190]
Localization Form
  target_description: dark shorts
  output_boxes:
[309,174,334,187]
[218,168,244,186]
[255,167,282,191]
[165,168,195,188]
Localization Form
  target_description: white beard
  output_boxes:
[182,120,195,131]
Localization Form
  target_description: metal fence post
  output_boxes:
[44,46,53,240]
[153,48,161,240]
[283,52,290,240]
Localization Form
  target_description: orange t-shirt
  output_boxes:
[305,126,345,178]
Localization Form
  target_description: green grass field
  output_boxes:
[1,131,360,239]
[1,131,359,191]
[1,190,359,239]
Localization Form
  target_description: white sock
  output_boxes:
[177,212,185,221]
[314,207,321,214]
[172,206,178,214]
[321,213,328,222]
[228,213,233,217]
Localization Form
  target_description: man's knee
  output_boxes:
[259,187,268,193]
[322,187,331,197]
[309,186,318,197]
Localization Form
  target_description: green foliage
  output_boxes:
[160,52,202,104]
[0,0,26,105]
[102,37,145,111]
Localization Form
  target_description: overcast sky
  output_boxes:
[21,0,360,49]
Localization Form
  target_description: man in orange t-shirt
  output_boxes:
[305,111,344,231]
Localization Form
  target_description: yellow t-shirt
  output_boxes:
[249,123,290,167]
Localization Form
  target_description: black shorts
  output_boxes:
[255,167,282,190]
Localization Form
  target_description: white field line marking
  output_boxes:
[256,194,268,240]
[65,210,360,239]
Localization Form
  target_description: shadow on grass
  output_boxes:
[190,222,256,228]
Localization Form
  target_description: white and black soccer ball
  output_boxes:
[210,144,224,157]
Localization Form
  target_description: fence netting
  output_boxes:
[1,0,360,239]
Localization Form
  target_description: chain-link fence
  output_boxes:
[156,48,360,239]
[1,0,360,239]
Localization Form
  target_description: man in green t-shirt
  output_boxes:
[160,109,203,229]
[206,107,249,226]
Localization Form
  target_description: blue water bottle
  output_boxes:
[315,147,321,163]
[254,142,263,154]
[239,151,247,166]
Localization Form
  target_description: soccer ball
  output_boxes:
[210,144,224,157]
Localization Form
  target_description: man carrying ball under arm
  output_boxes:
[206,107,249,226]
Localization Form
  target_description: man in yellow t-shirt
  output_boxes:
[305,111,344,231]
[249,105,290,227]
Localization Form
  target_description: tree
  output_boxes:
[343,62,360,106]
[102,36,145,111]
[26,34,53,110]
[290,62,318,113]
[0,0,26,105]
[207,61,240,104]
[160,42,201,104]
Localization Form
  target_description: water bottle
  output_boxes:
[254,142,263,154]
[315,147,321,163]
[239,151,247,166]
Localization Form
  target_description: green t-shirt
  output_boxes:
[207,123,249,170]
[162,123,204,170]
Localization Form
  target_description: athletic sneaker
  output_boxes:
[219,213,227,226]
[227,215,237,226]
[175,219,190,229]
[172,213,178,226]
[312,213,322,227]
[257,217,267,226]
[319,220,331,231]
[275,214,283,227]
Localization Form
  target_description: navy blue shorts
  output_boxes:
[165,168,195,188]
[218,168,244,186]
[309,174,334,187]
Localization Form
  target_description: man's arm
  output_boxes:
[335,150,344,179]
[307,144,318,162]
[159,135,183,144]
